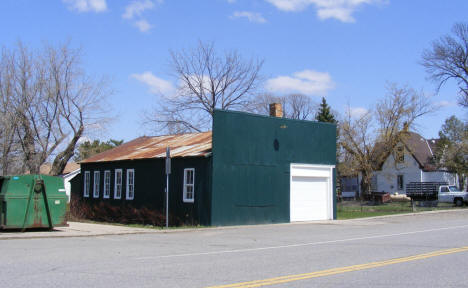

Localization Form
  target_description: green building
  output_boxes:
[72,108,337,226]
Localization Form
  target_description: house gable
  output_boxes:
[374,146,422,193]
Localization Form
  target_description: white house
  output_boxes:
[370,132,458,195]
[39,162,80,202]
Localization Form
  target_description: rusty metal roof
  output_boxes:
[81,131,212,163]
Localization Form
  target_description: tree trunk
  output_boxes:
[1,153,10,176]
[360,170,371,200]
[459,174,466,191]
[49,126,84,176]
[19,118,40,174]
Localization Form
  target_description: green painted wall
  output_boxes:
[211,110,336,226]
[76,157,211,225]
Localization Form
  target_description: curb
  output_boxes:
[1,208,467,240]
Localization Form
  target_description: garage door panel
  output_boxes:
[290,165,333,222]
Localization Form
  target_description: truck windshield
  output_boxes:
[449,186,460,192]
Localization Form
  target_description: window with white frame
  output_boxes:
[93,171,100,198]
[397,175,404,190]
[114,169,122,199]
[103,170,111,199]
[183,168,195,203]
[395,146,405,163]
[84,171,90,197]
[126,169,135,200]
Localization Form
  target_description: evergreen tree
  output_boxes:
[315,97,337,123]
[434,116,468,189]
[315,97,341,193]
[74,139,124,161]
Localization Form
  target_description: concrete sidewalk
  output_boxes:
[1,208,465,240]
[0,221,159,240]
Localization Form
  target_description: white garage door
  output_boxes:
[290,164,334,221]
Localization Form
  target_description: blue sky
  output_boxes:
[1,0,467,141]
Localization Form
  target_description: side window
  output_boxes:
[126,169,135,200]
[93,171,100,198]
[397,175,404,190]
[441,186,449,193]
[114,169,122,199]
[103,170,111,199]
[396,146,405,163]
[183,168,195,203]
[83,171,90,197]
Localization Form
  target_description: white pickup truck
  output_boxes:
[406,182,468,206]
[437,185,468,206]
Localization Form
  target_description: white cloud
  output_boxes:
[63,0,107,13]
[122,0,157,19]
[131,72,175,95]
[348,106,369,118]
[265,70,335,96]
[435,100,456,108]
[265,0,383,23]
[230,11,267,23]
[265,0,309,11]
[134,19,153,32]
[123,0,160,32]
[77,136,92,145]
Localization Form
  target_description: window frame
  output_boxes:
[114,169,123,199]
[396,146,405,163]
[183,168,195,203]
[397,175,404,190]
[126,169,135,200]
[103,170,111,199]
[83,171,90,197]
[93,171,100,198]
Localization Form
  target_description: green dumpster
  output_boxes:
[0,175,68,230]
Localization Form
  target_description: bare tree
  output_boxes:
[0,42,109,175]
[339,84,434,197]
[147,41,263,133]
[287,94,316,120]
[0,48,21,175]
[422,22,468,108]
[253,93,317,120]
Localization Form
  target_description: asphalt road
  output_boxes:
[2,210,468,288]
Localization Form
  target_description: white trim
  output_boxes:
[114,169,122,199]
[126,169,135,200]
[103,170,111,199]
[290,163,336,169]
[93,171,100,198]
[83,171,90,197]
[426,140,434,157]
[183,168,195,203]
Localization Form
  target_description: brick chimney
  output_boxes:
[403,122,409,132]
[269,103,283,118]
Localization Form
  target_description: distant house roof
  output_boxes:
[80,131,212,163]
[404,132,437,171]
[37,162,80,175]
[376,132,438,171]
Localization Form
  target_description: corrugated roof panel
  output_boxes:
[81,131,212,163]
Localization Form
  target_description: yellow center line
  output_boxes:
[206,246,468,288]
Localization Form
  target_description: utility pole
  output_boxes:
[165,146,171,228]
